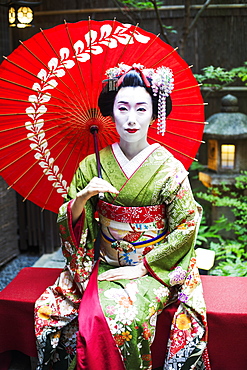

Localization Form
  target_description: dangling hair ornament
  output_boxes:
[105,63,174,136]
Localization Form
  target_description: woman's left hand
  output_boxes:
[98,262,148,281]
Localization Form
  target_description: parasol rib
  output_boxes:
[64,20,91,111]
[116,23,140,64]
[173,65,193,76]
[39,128,86,209]
[0,120,67,134]
[88,18,94,105]
[0,115,93,135]
[95,18,118,103]
[153,138,198,161]
[149,126,204,143]
[0,95,91,130]
[173,103,208,107]
[39,28,88,114]
[0,96,89,113]
[165,131,205,143]
[168,117,206,124]
[2,124,85,174]
[0,111,106,142]
[0,76,86,114]
[8,127,83,193]
[151,47,178,68]
[135,34,161,63]
[19,40,86,115]
[173,84,202,92]
[37,122,92,210]
[0,123,74,151]
[0,111,88,127]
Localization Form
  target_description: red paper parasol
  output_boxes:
[0,19,205,213]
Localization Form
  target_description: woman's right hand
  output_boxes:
[71,177,119,224]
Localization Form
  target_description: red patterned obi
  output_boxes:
[97,200,167,267]
[97,200,166,224]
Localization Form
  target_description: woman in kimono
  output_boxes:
[34,64,210,370]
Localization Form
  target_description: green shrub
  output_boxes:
[193,171,247,276]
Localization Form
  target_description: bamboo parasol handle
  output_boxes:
[90,125,104,200]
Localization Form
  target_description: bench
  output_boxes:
[0,267,247,370]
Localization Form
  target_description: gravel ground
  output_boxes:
[0,253,39,291]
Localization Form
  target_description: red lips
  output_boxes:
[126,129,138,133]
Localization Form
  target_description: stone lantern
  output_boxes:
[199,94,247,188]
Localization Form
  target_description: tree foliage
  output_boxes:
[112,0,212,56]
[194,62,247,95]
[194,171,247,276]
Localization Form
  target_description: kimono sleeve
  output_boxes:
[57,158,98,287]
[144,171,202,287]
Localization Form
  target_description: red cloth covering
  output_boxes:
[202,275,247,370]
[152,275,247,370]
[0,268,61,358]
[0,268,247,370]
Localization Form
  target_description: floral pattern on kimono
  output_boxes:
[34,143,210,370]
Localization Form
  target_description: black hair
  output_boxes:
[98,70,172,119]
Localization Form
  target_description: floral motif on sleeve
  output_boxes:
[178,257,207,318]
[57,200,95,287]
[168,266,187,286]
[144,172,202,286]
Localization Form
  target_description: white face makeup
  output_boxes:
[113,86,153,145]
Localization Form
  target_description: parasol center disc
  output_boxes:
[86,118,103,133]
[90,124,99,134]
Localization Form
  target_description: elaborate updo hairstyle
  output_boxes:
[98,69,172,120]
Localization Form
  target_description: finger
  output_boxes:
[98,275,124,281]
[98,272,119,281]
[84,184,118,198]
[91,178,119,194]
[98,272,132,281]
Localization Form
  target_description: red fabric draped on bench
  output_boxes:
[0,267,247,370]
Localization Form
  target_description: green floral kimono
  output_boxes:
[34,143,209,370]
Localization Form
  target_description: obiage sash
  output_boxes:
[98,200,166,224]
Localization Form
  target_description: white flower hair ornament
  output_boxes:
[105,63,174,135]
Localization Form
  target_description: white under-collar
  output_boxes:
[111,142,160,178]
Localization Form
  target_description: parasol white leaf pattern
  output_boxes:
[99,38,118,49]
[132,30,151,43]
[85,30,98,46]
[48,58,59,71]
[99,24,112,39]
[46,79,58,89]
[28,94,38,103]
[24,23,150,200]
[40,93,52,103]
[74,40,84,54]
[62,59,75,69]
[60,47,70,60]
[91,46,104,55]
[76,53,90,63]
[37,69,47,80]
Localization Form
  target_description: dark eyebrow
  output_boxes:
[117,101,148,105]
[117,100,128,104]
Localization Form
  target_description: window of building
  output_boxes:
[221,144,235,169]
